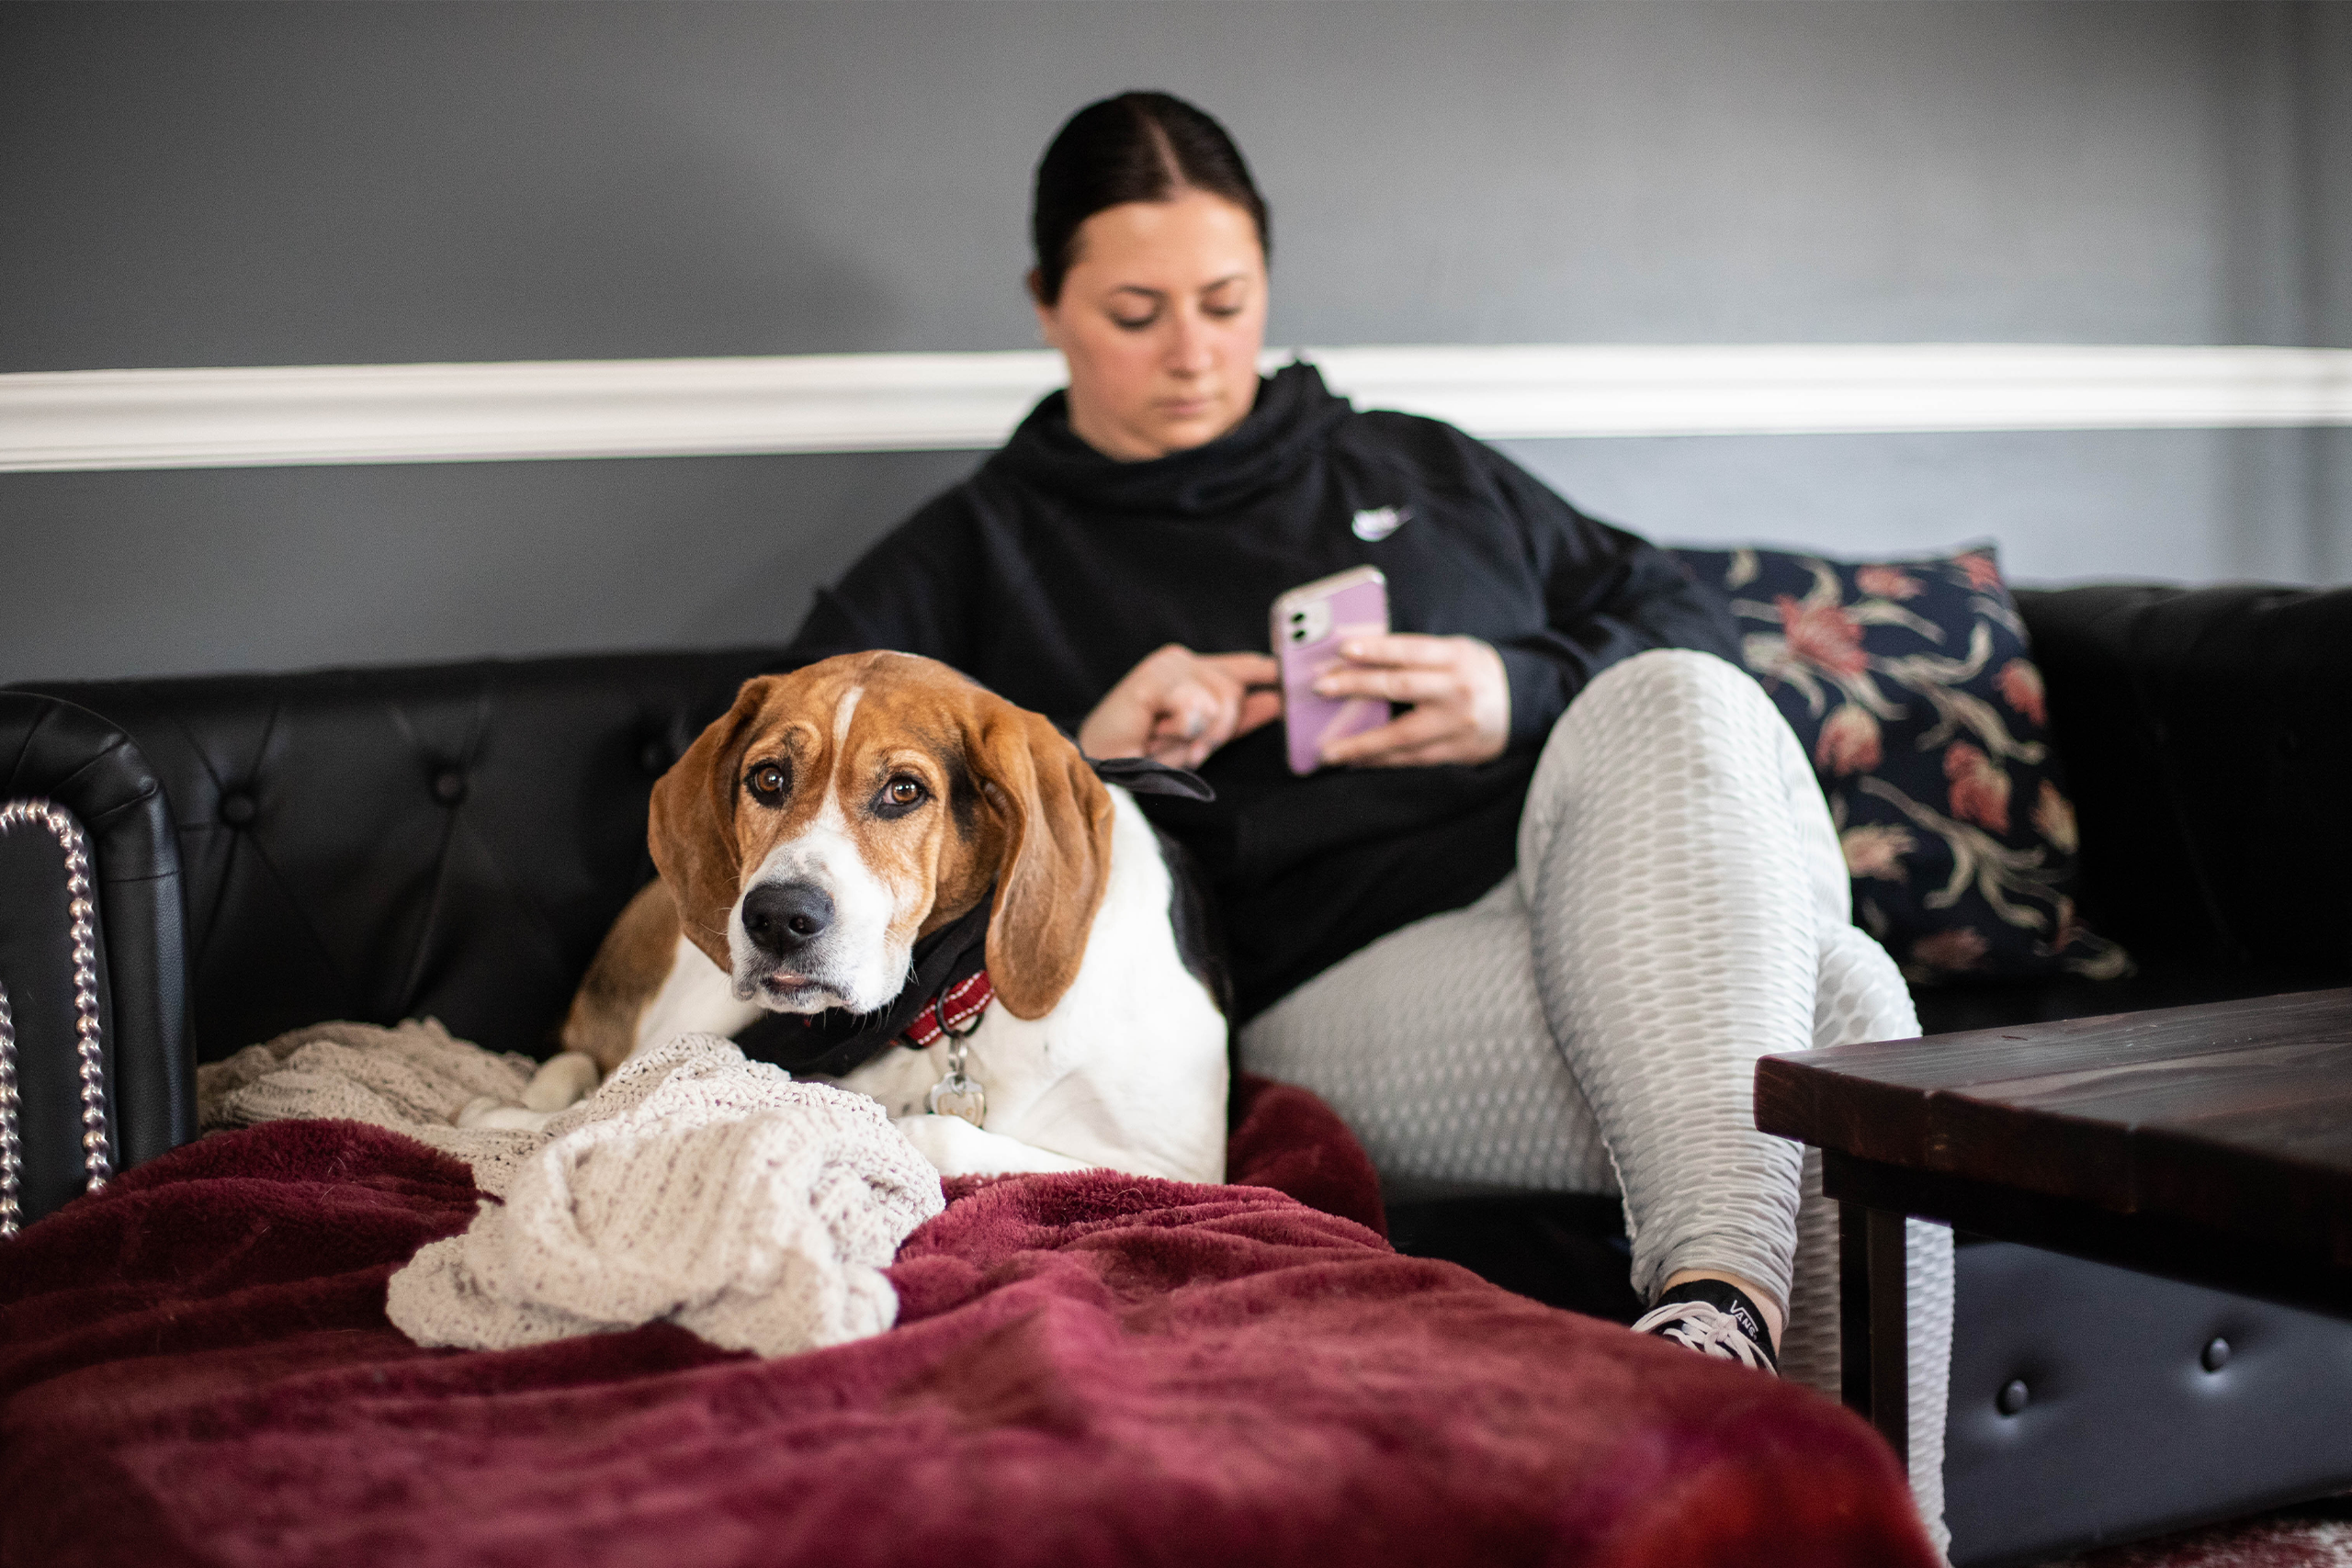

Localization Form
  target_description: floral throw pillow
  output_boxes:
[1668,543,2129,984]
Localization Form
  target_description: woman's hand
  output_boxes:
[1080,644,1283,771]
[1316,635,1510,768]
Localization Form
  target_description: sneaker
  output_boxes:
[1632,1279,1779,1373]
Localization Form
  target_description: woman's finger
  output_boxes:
[1322,704,1460,765]
[1202,650,1282,687]
[1334,633,1462,669]
[1086,643,1295,766]
[1148,701,1220,767]
[1182,657,1245,704]
[1235,685,1284,736]
[1172,672,1253,748]
[1312,665,1459,704]
[1084,644,1195,758]
[1152,692,1218,747]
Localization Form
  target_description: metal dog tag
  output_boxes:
[926,1069,987,1128]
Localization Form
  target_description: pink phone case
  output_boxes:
[1272,566,1391,774]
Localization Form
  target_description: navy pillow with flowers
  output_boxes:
[1668,543,2128,984]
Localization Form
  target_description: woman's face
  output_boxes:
[1035,187,1268,462]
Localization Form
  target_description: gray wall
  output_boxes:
[2311,0,2352,584]
[3,1,2346,682]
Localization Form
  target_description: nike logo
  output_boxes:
[1351,505,1410,542]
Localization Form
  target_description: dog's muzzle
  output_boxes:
[733,873,912,1014]
[734,877,858,1010]
[742,880,834,958]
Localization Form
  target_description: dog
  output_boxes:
[493,650,1229,1184]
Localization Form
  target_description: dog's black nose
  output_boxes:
[741,881,834,958]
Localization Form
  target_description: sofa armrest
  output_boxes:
[1,694,192,1227]
[2016,582,2352,978]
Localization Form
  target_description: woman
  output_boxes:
[784,91,1949,1442]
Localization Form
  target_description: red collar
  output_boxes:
[899,970,994,1050]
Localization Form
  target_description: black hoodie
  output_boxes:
[782,362,1738,1020]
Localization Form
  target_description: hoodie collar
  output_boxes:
[990,360,1351,519]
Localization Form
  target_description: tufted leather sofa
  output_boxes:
[4,581,2348,1566]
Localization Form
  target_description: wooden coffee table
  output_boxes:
[1755,987,2352,1462]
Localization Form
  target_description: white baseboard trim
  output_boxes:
[5,344,2349,473]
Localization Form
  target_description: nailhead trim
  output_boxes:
[0,798,111,1236]
[0,983,18,1238]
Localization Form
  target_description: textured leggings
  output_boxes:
[1239,649,1955,1548]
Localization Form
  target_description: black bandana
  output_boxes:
[728,755,1211,1078]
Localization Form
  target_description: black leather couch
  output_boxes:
[5,581,2348,1566]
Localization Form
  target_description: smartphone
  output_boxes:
[1272,566,1391,775]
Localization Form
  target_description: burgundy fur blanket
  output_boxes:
[0,1077,1933,1568]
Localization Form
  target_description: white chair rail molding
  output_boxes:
[5,344,2351,472]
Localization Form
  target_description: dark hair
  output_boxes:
[1030,92,1271,305]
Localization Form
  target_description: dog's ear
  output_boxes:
[649,677,772,972]
[967,699,1115,1021]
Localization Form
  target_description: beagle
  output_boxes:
[503,651,1229,1185]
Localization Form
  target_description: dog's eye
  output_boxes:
[876,775,927,814]
[745,762,789,805]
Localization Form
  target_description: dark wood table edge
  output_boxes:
[1757,988,2352,1468]
[1826,1147,2352,1471]
[1827,1150,2352,1320]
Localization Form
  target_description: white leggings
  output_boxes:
[1239,649,1954,1549]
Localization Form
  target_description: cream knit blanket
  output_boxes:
[199,1018,551,1195]
[197,1021,945,1358]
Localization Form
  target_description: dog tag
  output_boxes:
[926,1070,987,1128]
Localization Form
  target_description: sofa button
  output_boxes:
[639,739,673,777]
[432,770,468,806]
[1996,1378,2030,1416]
[2202,1337,2231,1372]
[219,790,257,827]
